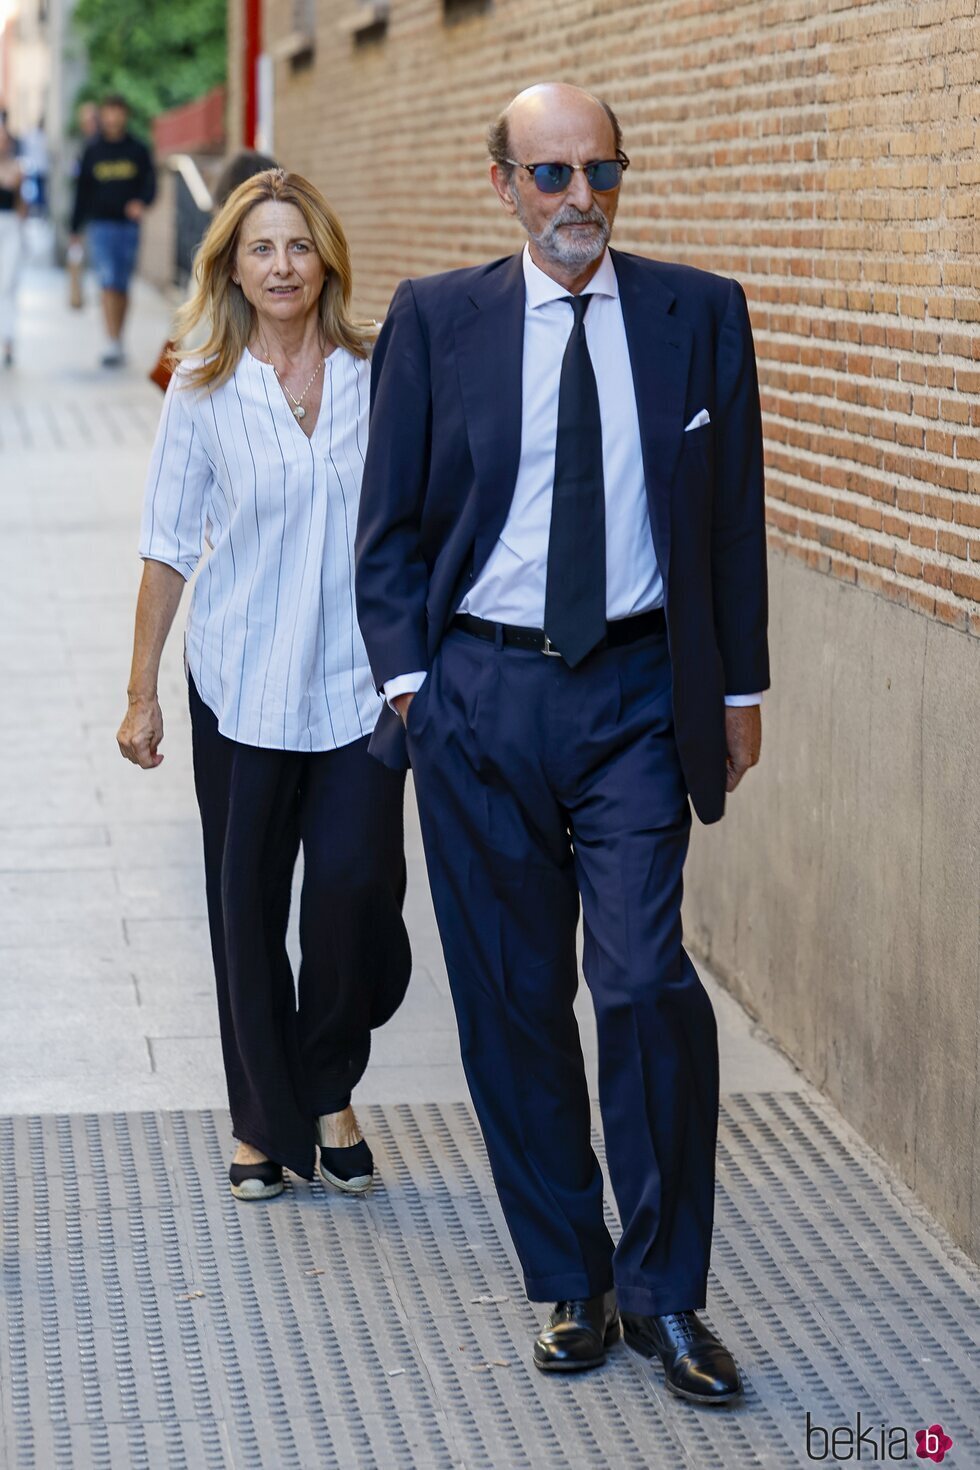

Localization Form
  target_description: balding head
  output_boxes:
[487,83,627,289]
[487,84,622,179]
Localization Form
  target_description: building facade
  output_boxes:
[228,0,980,1262]
[0,0,85,235]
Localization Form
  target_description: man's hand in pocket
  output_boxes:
[394,692,415,728]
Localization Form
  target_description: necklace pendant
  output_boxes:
[293,405,306,420]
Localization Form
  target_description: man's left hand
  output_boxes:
[725,705,762,793]
[124,199,144,221]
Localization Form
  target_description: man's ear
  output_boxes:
[489,162,518,217]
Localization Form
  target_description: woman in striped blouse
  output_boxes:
[116,169,411,1201]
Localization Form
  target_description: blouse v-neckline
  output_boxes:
[247,345,339,444]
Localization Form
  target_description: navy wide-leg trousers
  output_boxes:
[407,627,719,1315]
[189,677,411,1179]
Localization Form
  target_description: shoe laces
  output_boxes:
[554,1299,590,1320]
[661,1311,700,1343]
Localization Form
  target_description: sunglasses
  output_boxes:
[505,152,630,195]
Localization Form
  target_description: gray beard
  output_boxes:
[512,190,611,269]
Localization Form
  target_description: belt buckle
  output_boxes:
[541,633,562,658]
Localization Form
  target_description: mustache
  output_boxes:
[549,203,609,229]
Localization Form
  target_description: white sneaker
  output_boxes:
[100,340,124,367]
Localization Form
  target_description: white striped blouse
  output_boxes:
[139,347,382,751]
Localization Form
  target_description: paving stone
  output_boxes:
[2,1100,978,1470]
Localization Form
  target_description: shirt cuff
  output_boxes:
[383,671,427,708]
[140,550,197,582]
[724,692,764,708]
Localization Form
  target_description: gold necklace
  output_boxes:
[260,338,323,420]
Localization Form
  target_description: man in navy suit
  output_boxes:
[356,83,767,1404]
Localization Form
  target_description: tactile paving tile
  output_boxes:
[2,1095,979,1469]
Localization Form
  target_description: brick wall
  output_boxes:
[241,0,980,636]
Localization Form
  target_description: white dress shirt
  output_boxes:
[461,243,662,623]
[141,349,383,751]
[385,245,760,708]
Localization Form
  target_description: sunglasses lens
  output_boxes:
[586,161,623,191]
[533,163,573,193]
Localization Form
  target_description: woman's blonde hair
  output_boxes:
[172,168,375,392]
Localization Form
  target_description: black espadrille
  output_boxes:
[315,1114,374,1194]
[228,1159,284,1201]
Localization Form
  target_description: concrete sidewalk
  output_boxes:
[2,269,979,1468]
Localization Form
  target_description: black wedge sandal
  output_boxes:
[315,1115,374,1194]
[228,1158,285,1201]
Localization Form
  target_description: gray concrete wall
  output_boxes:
[685,552,980,1259]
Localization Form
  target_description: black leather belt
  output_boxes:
[452,608,665,657]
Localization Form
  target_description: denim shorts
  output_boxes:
[87,219,140,292]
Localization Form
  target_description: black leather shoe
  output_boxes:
[228,1159,284,1201]
[533,1291,620,1372]
[622,1311,742,1404]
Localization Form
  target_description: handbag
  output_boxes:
[149,339,177,393]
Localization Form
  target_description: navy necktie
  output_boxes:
[543,294,606,667]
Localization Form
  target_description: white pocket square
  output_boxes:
[684,409,711,431]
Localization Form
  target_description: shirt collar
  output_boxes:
[522,241,618,309]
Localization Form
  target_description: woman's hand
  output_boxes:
[117,693,165,768]
[118,560,185,770]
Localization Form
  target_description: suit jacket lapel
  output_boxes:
[454,253,526,571]
[613,249,693,586]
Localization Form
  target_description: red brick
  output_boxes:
[907,587,937,618]
[856,565,886,596]
[253,0,980,628]
[934,599,969,631]
[954,501,980,530]
[951,569,980,601]
[937,531,969,558]
[943,398,972,425]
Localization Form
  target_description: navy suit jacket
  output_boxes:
[355,248,769,824]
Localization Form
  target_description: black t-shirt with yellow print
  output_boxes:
[71,133,156,233]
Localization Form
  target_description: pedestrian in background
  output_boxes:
[0,119,25,367]
[117,168,411,1203]
[18,117,49,216]
[212,149,279,210]
[67,102,101,311]
[70,94,155,366]
[76,101,99,143]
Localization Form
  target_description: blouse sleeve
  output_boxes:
[139,369,212,580]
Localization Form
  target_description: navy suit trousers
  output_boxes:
[407,627,719,1314]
